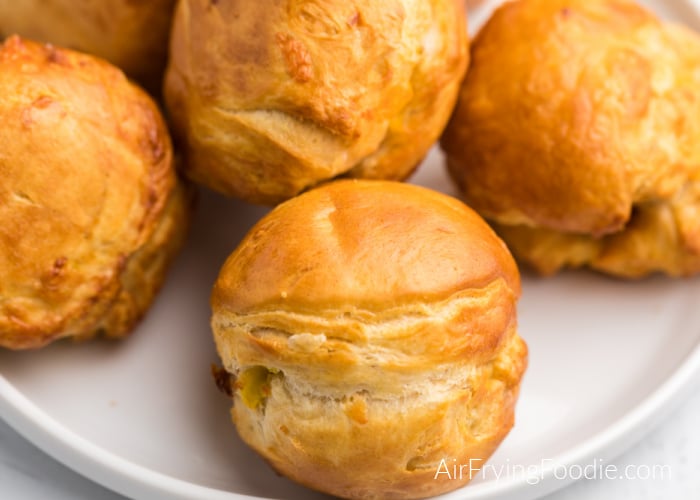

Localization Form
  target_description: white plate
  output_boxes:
[2,1,700,499]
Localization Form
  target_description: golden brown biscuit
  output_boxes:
[442,0,700,277]
[211,180,527,499]
[0,0,176,93]
[165,0,469,205]
[0,36,191,350]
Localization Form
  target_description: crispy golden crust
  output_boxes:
[165,0,469,205]
[441,0,700,277]
[211,180,527,499]
[0,36,191,350]
[0,0,176,93]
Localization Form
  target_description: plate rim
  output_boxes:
[2,301,700,500]
[445,335,700,499]
[4,0,700,499]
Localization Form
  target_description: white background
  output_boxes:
[2,1,700,500]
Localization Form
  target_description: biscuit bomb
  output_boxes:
[165,0,469,204]
[0,0,177,93]
[211,180,527,499]
[0,37,190,349]
[442,0,700,277]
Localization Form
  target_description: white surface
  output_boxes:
[2,386,699,499]
[2,1,700,499]
[2,147,700,500]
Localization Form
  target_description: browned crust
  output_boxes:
[211,180,527,498]
[0,36,191,349]
[441,0,700,277]
[0,0,177,92]
[164,0,469,204]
